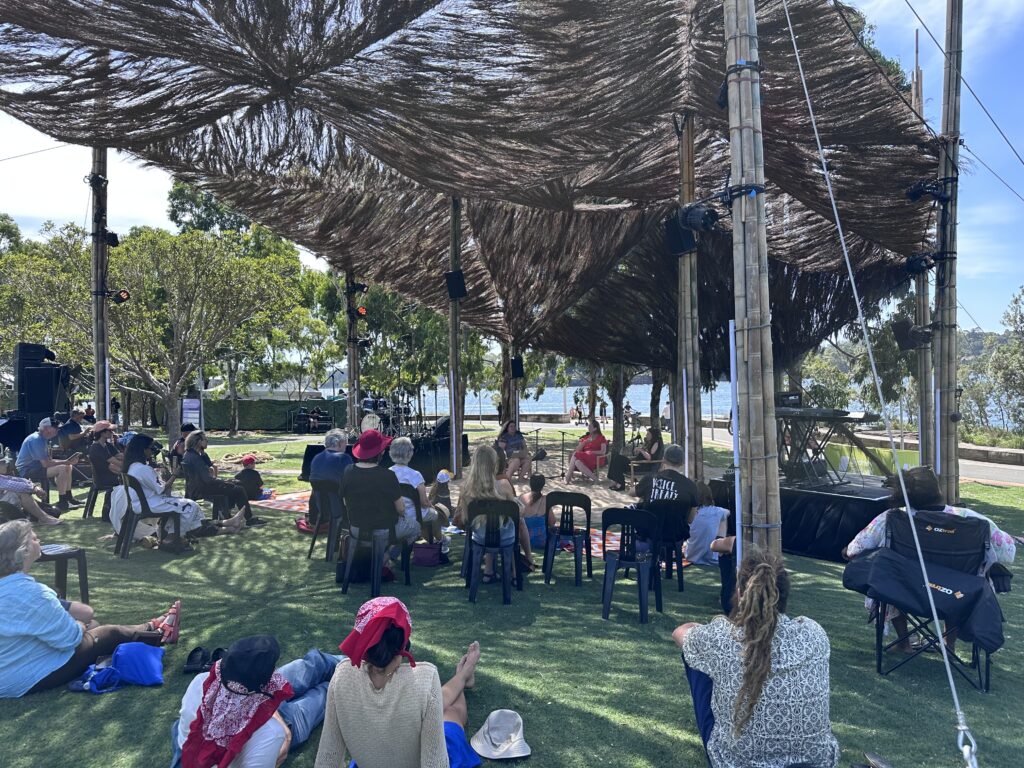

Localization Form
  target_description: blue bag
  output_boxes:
[68,664,122,694]
[111,642,165,686]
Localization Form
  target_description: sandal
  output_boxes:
[182,646,210,674]
[161,600,181,645]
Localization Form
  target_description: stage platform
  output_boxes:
[709,474,892,562]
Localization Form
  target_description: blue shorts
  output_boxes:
[350,722,480,768]
[60,599,72,611]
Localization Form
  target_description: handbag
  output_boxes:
[412,540,443,567]
[111,642,165,686]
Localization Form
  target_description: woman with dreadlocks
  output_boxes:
[672,550,839,768]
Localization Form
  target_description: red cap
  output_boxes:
[352,429,392,461]
[241,454,257,466]
[339,597,415,668]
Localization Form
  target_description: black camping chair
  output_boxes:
[601,508,663,624]
[397,483,428,586]
[874,508,997,691]
[462,499,524,605]
[542,491,593,586]
[115,474,182,559]
[180,459,230,520]
[307,479,344,561]
[340,513,398,599]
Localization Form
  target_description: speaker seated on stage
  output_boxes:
[495,421,531,481]
[607,426,664,492]
[842,466,1016,654]
[15,418,83,513]
[56,409,89,453]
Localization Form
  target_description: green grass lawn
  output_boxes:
[7,431,1017,767]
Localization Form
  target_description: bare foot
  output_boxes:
[35,513,62,526]
[457,641,481,689]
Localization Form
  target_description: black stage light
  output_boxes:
[906,253,934,276]
[111,289,130,304]
[510,355,525,379]
[357,338,372,350]
[347,281,368,293]
[356,305,368,317]
[892,317,933,351]
[680,204,719,232]
[905,179,950,204]
[444,269,468,301]
[103,230,119,247]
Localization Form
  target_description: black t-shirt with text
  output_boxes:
[636,468,698,542]
[340,464,402,531]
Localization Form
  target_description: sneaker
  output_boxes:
[245,517,268,528]
[439,552,451,565]
[54,500,71,512]
[64,496,86,509]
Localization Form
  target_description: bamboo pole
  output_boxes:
[676,112,704,481]
[724,0,781,555]
[912,30,935,469]
[448,197,463,477]
[90,146,109,420]
[345,269,360,432]
[935,0,962,502]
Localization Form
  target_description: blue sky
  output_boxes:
[1,0,1022,330]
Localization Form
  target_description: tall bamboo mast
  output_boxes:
[675,112,704,480]
[911,31,935,469]
[935,0,963,502]
[89,147,109,420]
[345,269,361,431]
[448,196,464,477]
[724,0,781,554]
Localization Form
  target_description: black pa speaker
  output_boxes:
[892,318,932,352]
[510,355,525,379]
[444,270,468,300]
[664,216,697,256]
[21,366,70,414]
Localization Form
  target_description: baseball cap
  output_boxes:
[663,444,685,466]
[241,454,256,466]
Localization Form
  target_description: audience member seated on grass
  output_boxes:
[314,597,482,768]
[427,470,453,521]
[563,419,608,484]
[0,461,61,526]
[673,550,839,768]
[87,420,121,490]
[57,409,90,452]
[0,520,179,698]
[608,426,664,491]
[16,417,83,512]
[171,635,343,768]
[310,429,353,486]
[635,444,698,548]
[234,455,265,501]
[339,430,404,568]
[111,434,238,551]
[183,431,266,528]
[495,420,531,480]
[389,437,445,545]
[842,465,1016,654]
[455,445,534,578]
[686,483,731,566]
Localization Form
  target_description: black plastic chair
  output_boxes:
[340,519,397,599]
[601,508,663,624]
[874,508,995,691]
[115,474,182,559]
[397,483,427,586]
[462,499,523,605]
[82,483,112,521]
[542,491,593,587]
[180,459,230,519]
[307,479,344,562]
[38,544,89,602]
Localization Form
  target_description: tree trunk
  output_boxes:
[609,365,626,454]
[123,390,132,429]
[149,396,158,429]
[650,368,668,429]
[499,343,513,425]
[587,370,598,421]
[164,393,182,446]
[227,358,239,437]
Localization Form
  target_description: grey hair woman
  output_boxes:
[388,437,443,546]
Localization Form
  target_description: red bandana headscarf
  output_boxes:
[180,661,293,768]
[339,596,416,668]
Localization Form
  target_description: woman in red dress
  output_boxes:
[564,419,608,483]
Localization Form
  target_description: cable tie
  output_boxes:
[743,522,782,530]
[727,59,764,76]
[725,183,766,202]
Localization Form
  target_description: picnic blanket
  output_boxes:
[253,490,311,514]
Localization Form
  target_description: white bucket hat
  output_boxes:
[470,709,531,759]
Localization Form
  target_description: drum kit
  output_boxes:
[359,392,419,437]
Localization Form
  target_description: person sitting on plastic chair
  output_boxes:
[843,466,1015,654]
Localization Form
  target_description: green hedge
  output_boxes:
[201,399,348,431]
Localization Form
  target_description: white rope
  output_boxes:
[779,2,980,766]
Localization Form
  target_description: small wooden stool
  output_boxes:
[38,544,90,603]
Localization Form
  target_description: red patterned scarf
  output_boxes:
[180,661,293,768]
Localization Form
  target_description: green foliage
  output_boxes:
[989,286,1024,430]
[167,181,251,233]
[802,352,854,410]
[0,212,21,253]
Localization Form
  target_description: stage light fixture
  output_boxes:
[891,317,933,351]
[905,179,950,204]
[347,281,368,294]
[111,289,130,304]
[905,253,934,275]
[679,204,719,232]
[356,305,368,317]
[103,229,120,247]
[444,270,468,301]
[357,338,372,350]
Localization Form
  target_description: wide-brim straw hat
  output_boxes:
[470,709,531,759]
